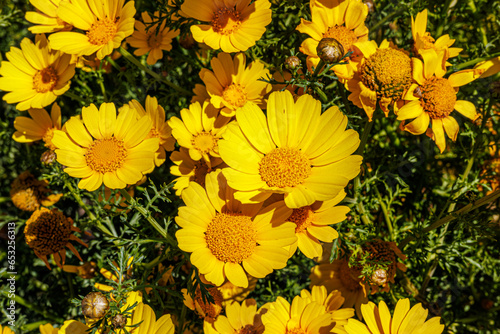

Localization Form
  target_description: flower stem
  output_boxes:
[450,51,500,72]
[64,91,87,104]
[118,47,191,96]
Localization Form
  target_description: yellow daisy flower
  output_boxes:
[52,102,159,191]
[180,0,272,53]
[128,303,176,334]
[300,285,355,330]
[345,40,412,121]
[48,0,136,60]
[199,52,272,117]
[219,90,362,209]
[344,298,444,334]
[24,207,88,269]
[182,285,224,322]
[168,101,231,166]
[191,83,211,104]
[175,170,297,288]
[0,35,75,111]
[261,291,340,333]
[169,147,225,196]
[296,0,369,80]
[474,56,500,78]
[285,190,349,259]
[127,11,180,66]
[219,276,258,306]
[39,323,58,334]
[310,258,368,318]
[13,103,62,150]
[397,50,482,152]
[210,299,264,334]
[10,171,63,212]
[412,9,462,64]
[25,0,72,33]
[126,96,175,167]
[0,326,14,334]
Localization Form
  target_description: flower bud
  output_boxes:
[371,268,388,286]
[316,38,344,64]
[285,56,300,70]
[40,150,56,165]
[82,292,109,319]
[112,314,127,329]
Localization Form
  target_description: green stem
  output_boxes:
[21,321,50,332]
[450,52,500,72]
[1,291,64,323]
[370,6,406,33]
[64,91,87,104]
[374,186,393,239]
[312,59,325,77]
[398,189,500,249]
[118,47,191,95]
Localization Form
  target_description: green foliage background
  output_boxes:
[0,0,500,333]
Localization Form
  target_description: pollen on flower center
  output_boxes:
[33,67,58,93]
[286,328,307,334]
[194,286,223,320]
[323,25,358,54]
[87,17,118,45]
[24,208,72,256]
[420,32,436,49]
[85,137,128,174]
[339,259,363,291]
[288,206,315,233]
[360,48,412,100]
[222,84,247,108]
[147,127,160,140]
[420,77,457,119]
[259,147,312,188]
[205,212,257,264]
[192,132,217,154]
[211,7,241,35]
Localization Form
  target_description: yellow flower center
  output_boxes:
[205,212,257,264]
[147,127,160,140]
[43,127,56,150]
[87,17,118,45]
[339,259,363,292]
[194,286,223,320]
[222,84,247,109]
[24,208,73,256]
[192,132,217,155]
[360,48,412,100]
[420,77,457,119]
[288,206,315,233]
[33,67,58,93]
[286,328,306,334]
[323,25,358,54]
[238,325,258,334]
[259,147,311,188]
[85,137,128,174]
[211,7,241,35]
[148,33,162,48]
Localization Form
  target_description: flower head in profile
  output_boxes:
[63,261,98,279]
[219,90,362,209]
[412,9,462,66]
[346,40,412,121]
[24,207,88,269]
[48,0,136,59]
[0,35,75,111]
[52,102,159,191]
[126,96,175,167]
[397,50,482,152]
[25,0,72,33]
[344,298,444,334]
[13,103,62,150]
[127,11,180,65]
[209,299,264,334]
[286,190,349,259]
[180,0,272,53]
[182,284,224,322]
[297,0,369,81]
[10,171,62,212]
[39,323,58,334]
[168,101,231,165]
[169,147,225,196]
[262,285,353,334]
[175,170,297,288]
[198,52,272,117]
